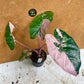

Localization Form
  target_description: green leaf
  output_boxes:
[19,50,31,61]
[54,29,81,74]
[5,22,15,50]
[29,11,53,39]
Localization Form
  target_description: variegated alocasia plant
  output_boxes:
[5,11,53,60]
[5,11,81,75]
[45,28,81,76]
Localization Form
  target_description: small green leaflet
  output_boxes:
[19,50,31,61]
[5,22,15,50]
[54,29,81,74]
[29,11,53,39]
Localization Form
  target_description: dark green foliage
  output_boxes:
[5,22,15,50]
[29,11,53,39]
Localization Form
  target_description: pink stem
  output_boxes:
[40,43,46,49]
[38,43,46,56]
[38,48,41,56]
[15,40,38,53]
[38,36,41,56]
[38,36,41,48]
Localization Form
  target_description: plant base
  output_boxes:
[30,49,47,67]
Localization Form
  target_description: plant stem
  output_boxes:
[38,48,41,56]
[40,43,46,49]
[39,36,41,48]
[38,36,41,56]
[38,43,46,56]
[15,40,38,53]
[15,40,32,49]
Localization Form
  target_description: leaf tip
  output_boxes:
[9,21,15,33]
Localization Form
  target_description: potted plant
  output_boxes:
[5,11,81,76]
[5,11,53,67]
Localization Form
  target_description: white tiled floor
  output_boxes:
[0,49,84,84]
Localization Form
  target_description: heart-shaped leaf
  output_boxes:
[39,19,50,40]
[29,11,53,39]
[19,50,31,61]
[5,22,15,50]
[45,29,81,76]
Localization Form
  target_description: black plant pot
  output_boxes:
[30,49,47,67]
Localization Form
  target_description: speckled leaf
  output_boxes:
[5,22,15,50]
[29,11,53,39]
[39,19,50,40]
[19,50,31,61]
[45,29,81,76]
[54,29,81,75]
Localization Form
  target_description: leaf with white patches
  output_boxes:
[45,29,81,76]
[39,19,50,40]
[29,11,53,39]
